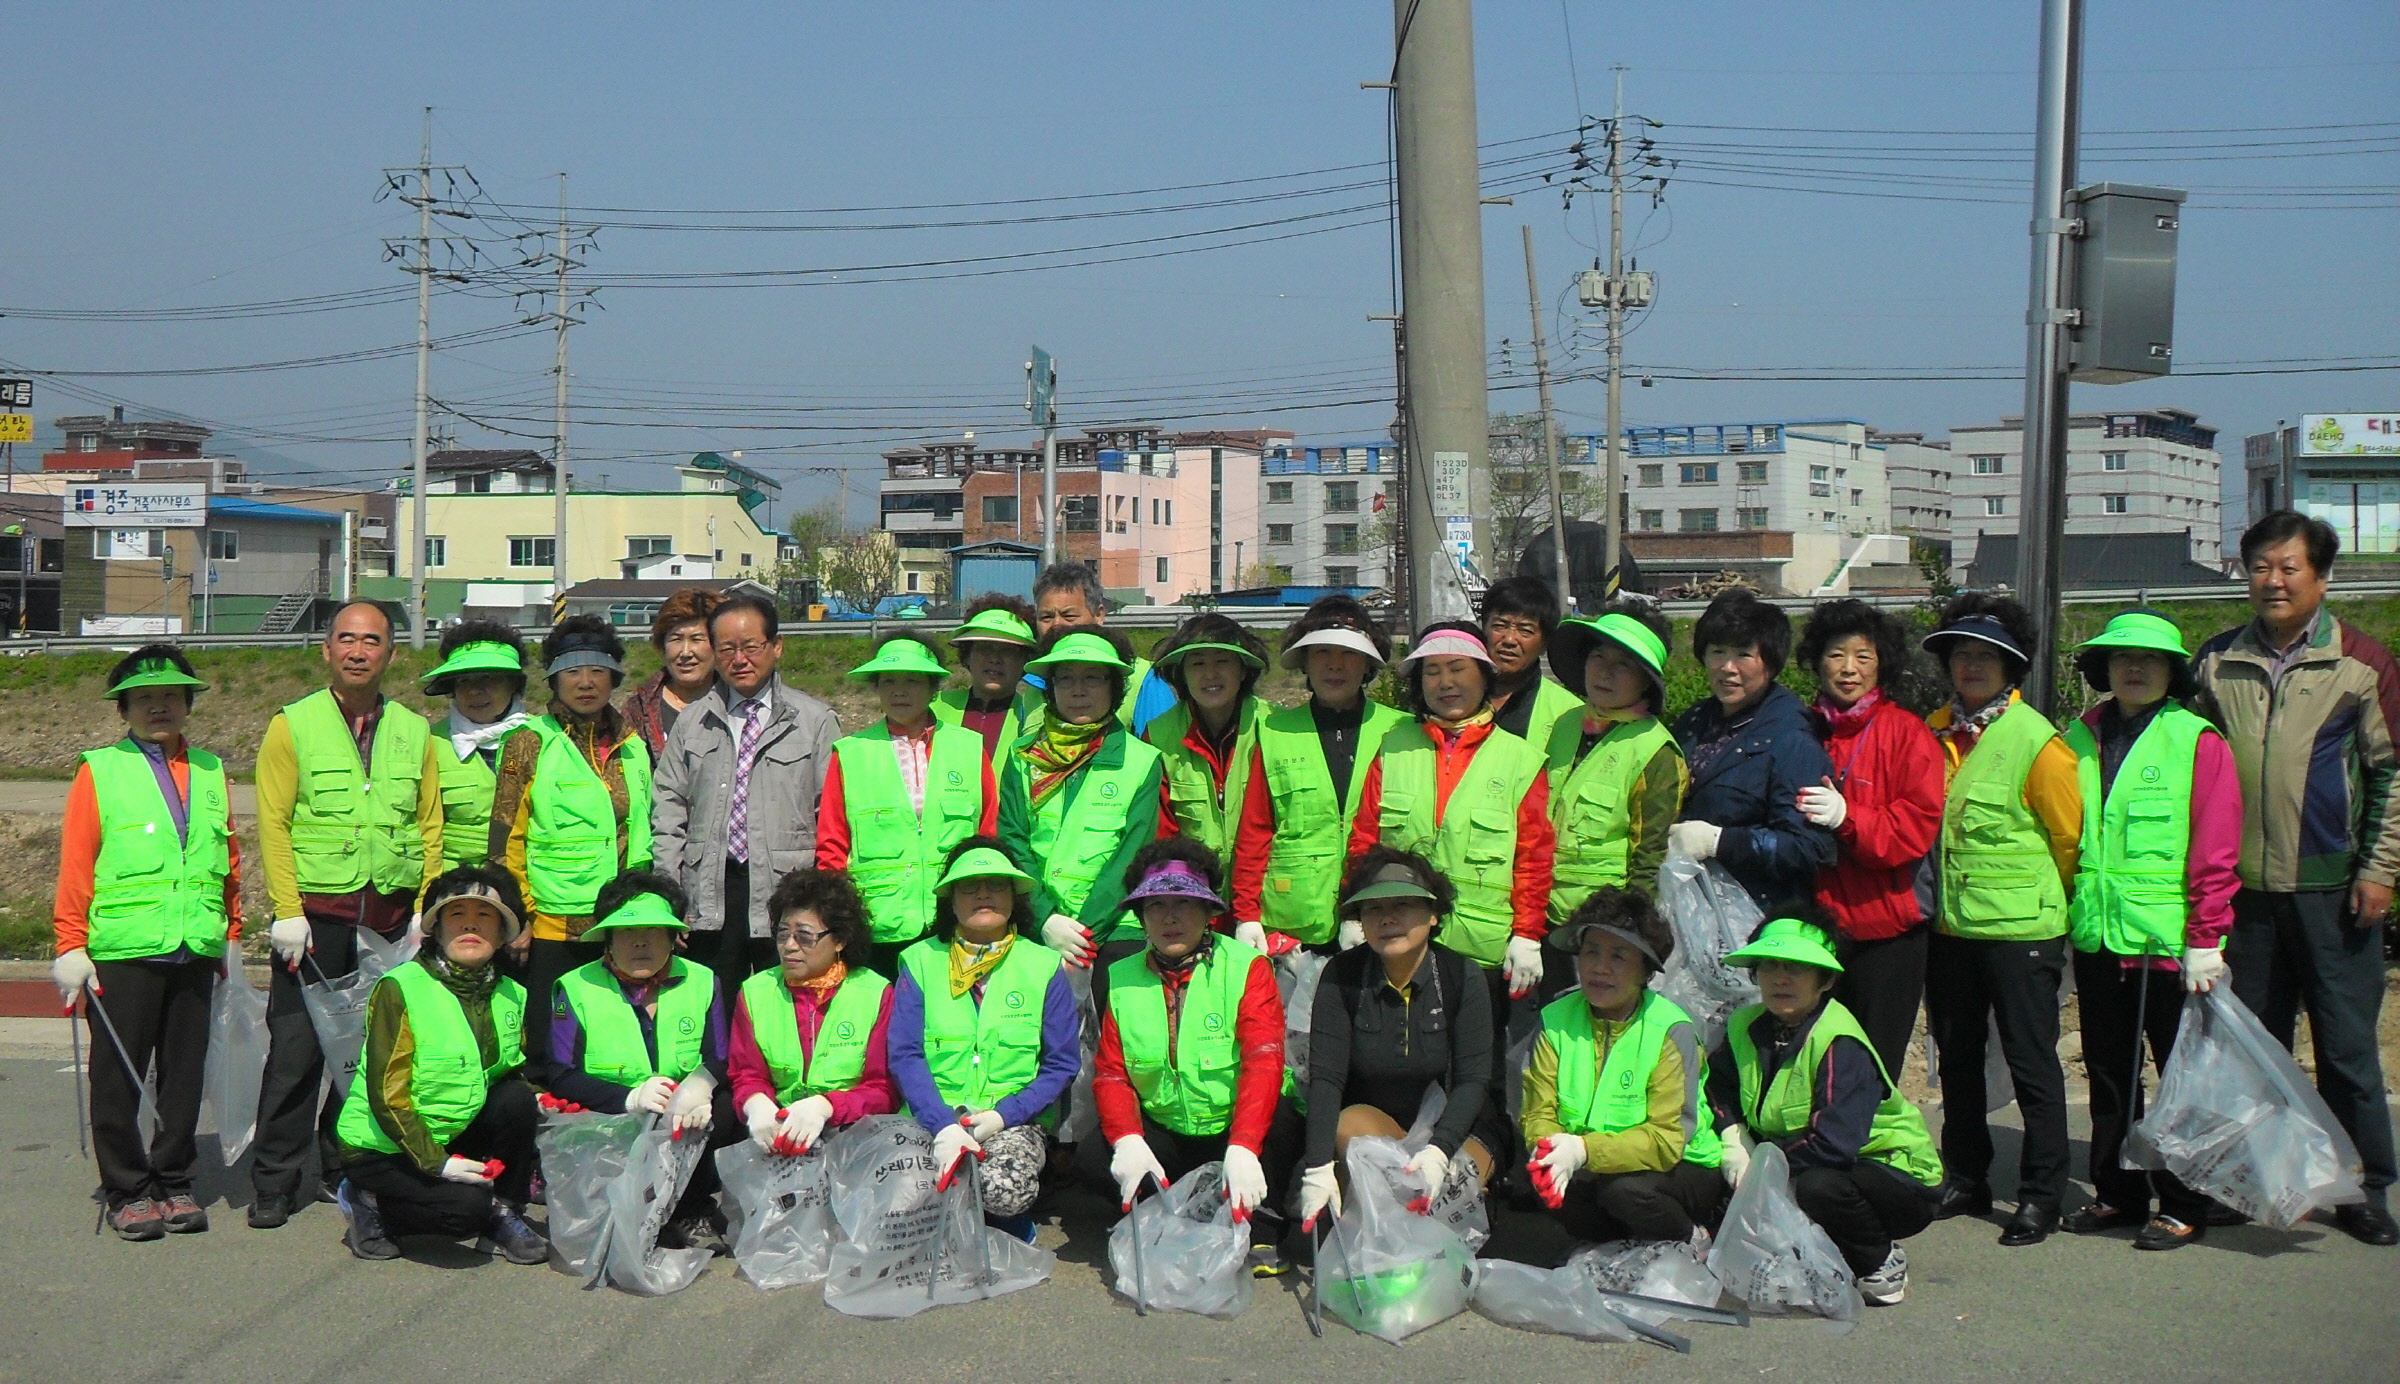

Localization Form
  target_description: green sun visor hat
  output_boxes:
[1156,639,1266,672]
[105,656,208,698]
[1339,862,1446,918]
[846,639,950,682]
[2073,609,2195,697]
[420,640,525,693]
[1723,917,1844,974]
[934,845,1036,897]
[1549,613,1667,701]
[951,608,1036,648]
[583,889,688,938]
[1024,630,1132,674]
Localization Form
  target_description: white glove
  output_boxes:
[440,1155,496,1185]
[1041,913,1096,967]
[931,1122,983,1185]
[1222,1144,1268,1221]
[964,1108,1005,1143]
[743,1093,784,1151]
[1110,1135,1169,1210]
[666,1071,717,1136]
[1503,935,1544,998]
[1404,1144,1452,1210]
[1668,821,1723,861]
[269,917,312,968]
[1797,782,1849,830]
[1296,1161,1342,1231]
[51,948,96,1008]
[1719,1125,1755,1190]
[1532,1132,1585,1188]
[623,1075,677,1116]
[775,1094,833,1155]
[1337,919,1366,950]
[2181,946,2229,994]
[1233,920,1269,954]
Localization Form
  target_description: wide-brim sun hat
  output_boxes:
[1280,626,1385,672]
[934,845,1036,897]
[1396,626,1496,673]
[422,878,524,948]
[1024,630,1132,674]
[1922,613,2029,670]
[1123,861,1228,913]
[951,607,1036,649]
[2074,609,2196,698]
[420,640,524,696]
[1339,862,1446,918]
[545,627,626,678]
[105,656,207,698]
[1723,917,1843,974]
[1549,614,1668,705]
[582,889,688,938]
[1155,639,1265,673]
[1549,915,1664,964]
[847,639,950,682]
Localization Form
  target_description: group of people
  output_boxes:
[52,509,2396,1313]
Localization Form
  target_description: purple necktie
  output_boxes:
[726,699,762,864]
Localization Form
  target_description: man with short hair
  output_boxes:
[1030,561,1170,735]
[651,591,843,998]
[1480,575,1581,748]
[2190,510,2400,1246]
[250,600,445,1229]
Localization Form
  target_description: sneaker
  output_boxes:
[986,1213,1037,1244]
[1248,1242,1287,1278]
[2062,1203,2141,1235]
[336,1183,400,1261]
[108,1198,167,1243]
[246,1193,294,1230]
[657,1213,726,1255]
[1858,1244,1908,1306]
[159,1193,209,1234]
[1932,1181,1993,1221]
[486,1204,549,1265]
[2133,1215,2203,1252]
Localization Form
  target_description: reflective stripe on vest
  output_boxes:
[899,935,1061,1115]
[81,739,233,962]
[2064,704,2205,959]
[335,962,526,1156]
[1373,721,1547,967]
[1724,999,1942,1187]
[741,967,890,1104]
[523,716,654,917]
[1145,699,1261,861]
[434,738,497,870]
[1540,988,1723,1168]
[835,723,988,944]
[1017,729,1161,933]
[1103,936,1262,1137]
[556,957,717,1085]
[1938,699,2069,942]
[1545,716,1679,924]
[283,689,431,897]
[1252,700,1408,944]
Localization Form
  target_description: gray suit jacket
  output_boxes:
[650,675,841,937]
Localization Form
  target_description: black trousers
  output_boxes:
[1835,926,1929,1081]
[1556,1159,1728,1244]
[1138,1098,1307,1243]
[86,957,216,1208]
[1923,931,2071,1210]
[1792,1159,1939,1275]
[670,1084,746,1220]
[342,1081,540,1238]
[2226,889,2397,1193]
[254,918,408,1201]
[692,858,777,1002]
[519,937,602,1068]
[2072,948,2208,1223]
[1087,936,1146,1017]
[867,937,921,982]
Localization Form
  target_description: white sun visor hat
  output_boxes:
[1280,627,1385,671]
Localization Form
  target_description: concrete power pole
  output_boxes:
[1520,224,1572,614]
[1391,0,1492,633]
[1027,347,1057,567]
[2013,0,2083,712]
[408,111,434,648]
[1601,70,1627,597]
[551,174,573,620]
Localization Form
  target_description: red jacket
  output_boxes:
[1809,691,1944,943]
[1093,949,1285,1151]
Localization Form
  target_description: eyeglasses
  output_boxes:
[776,928,832,950]
[716,641,774,660]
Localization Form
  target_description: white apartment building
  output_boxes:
[1870,430,1956,544]
[1255,441,1395,590]
[1588,419,1891,539]
[1948,408,2222,571]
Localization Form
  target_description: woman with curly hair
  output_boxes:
[1146,613,1271,861]
[727,867,899,1169]
[621,586,722,758]
[419,619,530,870]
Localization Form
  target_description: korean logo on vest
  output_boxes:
[2140,765,2161,784]
[677,1015,697,1037]
[1202,1012,1224,1033]
[1100,781,1120,800]
[947,770,964,789]
[835,1020,857,1041]
[1005,989,1026,1010]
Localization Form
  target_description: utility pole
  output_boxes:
[551,174,573,618]
[1601,70,1627,599]
[1520,224,1572,614]
[1390,0,1492,632]
[407,111,434,647]
[1027,347,1058,567]
[2013,0,2083,712]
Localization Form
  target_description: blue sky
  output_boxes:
[6,2,2392,530]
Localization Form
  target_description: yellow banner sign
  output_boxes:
[0,414,31,443]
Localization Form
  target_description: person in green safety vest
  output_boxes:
[729,868,900,1159]
[1706,916,1942,1307]
[1145,614,1270,863]
[490,615,654,1064]
[817,632,1000,975]
[1230,595,1405,958]
[331,864,547,1265]
[2060,610,2241,1252]
[1482,575,1583,750]
[1094,839,1302,1274]
[1522,887,1726,1245]
[1544,600,1687,926]
[420,619,530,872]
[540,869,736,1253]
[887,839,1082,1242]
[51,645,239,1242]
[934,595,1043,767]
[1348,622,1555,1034]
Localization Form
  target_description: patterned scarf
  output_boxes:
[1944,685,2017,743]
[795,958,849,1003]
[1811,685,1885,739]
[1428,704,1496,737]
[1022,716,1110,810]
[424,948,500,1004]
[948,933,1015,998]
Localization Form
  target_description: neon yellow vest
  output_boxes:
[1145,699,1261,861]
[1724,998,1942,1186]
[522,716,654,918]
[933,686,1038,767]
[1938,699,2069,942]
[1016,728,1162,936]
[556,957,717,1085]
[1546,715,1680,923]
[900,935,1060,1116]
[741,967,890,1104]
[433,737,497,870]
[834,722,988,944]
[1514,677,1584,754]
[2065,704,2206,959]
[81,739,233,962]
[1372,720,1548,967]
[282,689,431,897]
[1541,988,1723,1168]
[1252,700,1408,944]
[335,961,525,1156]
[1105,936,1266,1137]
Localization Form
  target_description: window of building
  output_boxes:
[1326,566,1359,587]
[1163,499,1172,525]
[627,535,672,559]
[1266,523,1293,544]
[1061,496,1099,532]
[1155,557,1170,584]
[457,473,494,494]
[1639,464,1663,488]
[509,536,556,568]
[904,571,921,592]
[1639,509,1664,531]
[1679,463,1718,485]
[1266,482,1293,504]
[982,495,1018,524]
[75,434,98,453]
[425,536,447,568]
[2102,451,2128,471]
[1324,482,1358,513]
[1737,507,1770,529]
[606,602,661,628]
[1678,508,1719,533]
[1972,455,2004,475]
[2103,494,2128,514]
[1984,496,2005,516]
[208,529,238,561]
[1737,460,1768,483]
[739,552,753,567]
[714,548,724,562]
[1325,524,1360,555]
[95,529,158,560]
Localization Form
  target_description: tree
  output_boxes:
[1487,411,1596,578]
[817,531,899,614]
[1236,559,1293,588]
[784,499,844,557]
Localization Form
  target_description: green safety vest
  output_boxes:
[433,737,497,870]
[1373,720,1548,968]
[1514,677,1585,755]
[282,689,432,897]
[834,722,989,945]
[555,957,718,1086]
[1104,936,1271,1137]
[899,934,1061,1116]
[1252,700,1408,944]
[741,966,890,1104]
[81,739,233,962]
[1145,699,1261,860]
[933,686,1039,767]
[1015,727,1162,937]
[2064,704,2206,960]
[1724,998,1942,1186]
[1545,715,1680,923]
[335,961,526,1156]
[522,716,654,918]
[1937,699,2069,942]
[1540,988,1723,1169]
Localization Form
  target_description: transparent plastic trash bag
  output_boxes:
[534,1110,640,1278]
[1317,1129,1478,1343]
[534,1111,711,1295]
[820,1115,1054,1319]
[1567,1236,1725,1322]
[298,924,418,1101]
[716,1139,838,1290]
[1058,964,1101,1145]
[1472,1259,1639,1342]
[1706,1144,1860,1325]
[201,958,270,1165]
[2122,987,2367,1230]
[1343,1086,1490,1251]
[1279,951,1330,1090]
[1652,851,1762,1050]
[1108,1161,1254,1318]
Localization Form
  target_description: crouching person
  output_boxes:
[728,869,899,1159]
[1095,840,1302,1274]
[1708,917,1942,1305]
[333,864,545,1264]
[1521,887,1725,1245]
[546,870,733,1251]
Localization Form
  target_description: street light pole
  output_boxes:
[2013,0,2084,712]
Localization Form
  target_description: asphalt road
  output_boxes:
[1,1055,2394,1384]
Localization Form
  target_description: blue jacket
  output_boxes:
[1672,683,1839,913]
